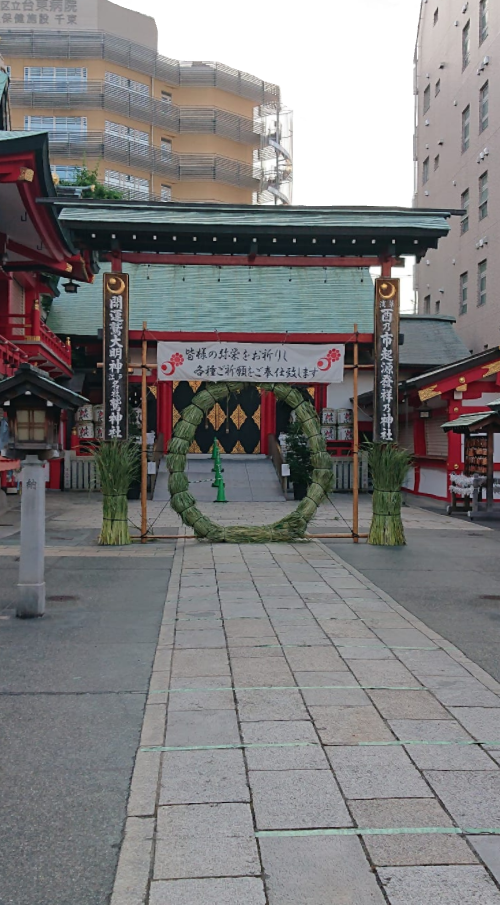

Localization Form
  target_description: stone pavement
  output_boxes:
[111,530,500,905]
[154,455,286,503]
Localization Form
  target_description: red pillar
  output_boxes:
[260,390,276,455]
[447,399,463,503]
[157,381,173,453]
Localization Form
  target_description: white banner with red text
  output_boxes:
[157,342,345,384]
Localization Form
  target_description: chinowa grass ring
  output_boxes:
[166,382,334,543]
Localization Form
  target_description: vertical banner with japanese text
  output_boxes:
[374,278,400,443]
[103,273,129,441]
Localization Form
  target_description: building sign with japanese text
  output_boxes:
[103,273,129,441]
[0,0,80,28]
[157,342,345,385]
[373,277,400,443]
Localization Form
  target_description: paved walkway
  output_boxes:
[112,532,500,905]
[154,455,285,503]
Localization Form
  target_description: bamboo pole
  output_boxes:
[141,321,148,543]
[352,324,360,544]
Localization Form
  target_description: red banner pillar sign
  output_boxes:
[103,273,129,441]
[373,278,400,443]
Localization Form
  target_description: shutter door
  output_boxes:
[425,416,448,458]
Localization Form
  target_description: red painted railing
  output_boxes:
[0,333,28,376]
[0,312,71,370]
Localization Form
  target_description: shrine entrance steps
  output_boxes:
[153,455,285,503]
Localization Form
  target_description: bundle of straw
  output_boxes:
[94,439,140,545]
[366,442,412,546]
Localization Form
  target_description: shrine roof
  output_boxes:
[42,200,457,258]
[48,262,374,336]
[398,315,470,368]
[403,347,500,390]
[442,411,500,433]
[0,363,87,409]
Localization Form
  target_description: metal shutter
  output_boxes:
[425,416,448,458]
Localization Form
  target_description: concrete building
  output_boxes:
[1,0,292,204]
[413,0,498,352]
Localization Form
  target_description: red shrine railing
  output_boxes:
[0,333,28,377]
[0,305,71,372]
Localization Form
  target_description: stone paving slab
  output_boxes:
[109,526,500,905]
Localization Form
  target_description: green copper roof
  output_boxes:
[48,263,374,335]
[57,204,453,233]
[442,412,500,432]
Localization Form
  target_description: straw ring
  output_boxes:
[166,381,334,543]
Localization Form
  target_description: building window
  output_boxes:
[161,91,172,104]
[478,260,487,306]
[462,105,470,152]
[24,115,87,135]
[479,171,488,220]
[104,169,150,197]
[433,7,439,25]
[435,299,441,314]
[480,0,489,45]
[462,20,471,69]
[460,271,468,315]
[460,188,469,233]
[161,138,172,158]
[105,71,149,96]
[423,85,431,114]
[480,81,489,133]
[24,66,87,89]
[51,165,79,183]
[434,154,440,171]
[435,78,441,97]
[424,294,431,314]
[161,184,172,201]
[422,156,430,184]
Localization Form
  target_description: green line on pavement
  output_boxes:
[141,742,318,753]
[255,827,500,839]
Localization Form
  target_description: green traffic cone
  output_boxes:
[214,475,227,503]
[211,441,218,460]
[212,463,221,487]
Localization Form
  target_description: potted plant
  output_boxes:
[286,419,313,500]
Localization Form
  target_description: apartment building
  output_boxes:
[413,0,498,351]
[1,0,292,204]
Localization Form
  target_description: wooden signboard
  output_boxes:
[373,277,400,443]
[103,272,129,441]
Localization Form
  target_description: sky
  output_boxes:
[118,0,423,304]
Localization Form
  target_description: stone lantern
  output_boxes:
[0,364,88,617]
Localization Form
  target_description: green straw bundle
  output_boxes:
[94,439,140,546]
[366,442,412,546]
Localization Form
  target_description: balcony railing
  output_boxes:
[37,130,260,188]
[0,312,71,371]
[2,31,280,104]
[0,333,28,377]
[11,80,263,146]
